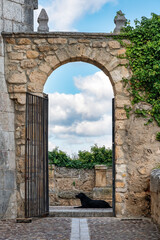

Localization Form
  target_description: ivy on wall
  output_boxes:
[117,13,160,136]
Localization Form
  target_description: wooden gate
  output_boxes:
[25,93,49,218]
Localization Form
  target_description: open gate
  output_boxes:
[25,93,49,218]
[112,98,115,217]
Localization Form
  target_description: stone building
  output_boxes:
[0,1,159,220]
[0,0,38,219]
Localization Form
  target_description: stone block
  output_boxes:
[8,72,27,84]
[110,66,130,83]
[3,20,13,32]
[0,74,8,93]
[0,112,14,132]
[13,23,22,32]
[21,59,37,69]
[95,165,107,187]
[8,52,24,60]
[26,50,39,59]
[115,109,127,120]
[29,70,47,85]
[0,57,4,75]
[48,38,67,44]
[39,62,52,75]
[22,5,33,27]
[3,0,22,22]
[45,55,60,68]
[108,41,121,49]
[0,37,4,56]
[4,170,15,190]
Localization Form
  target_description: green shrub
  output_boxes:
[48,144,112,169]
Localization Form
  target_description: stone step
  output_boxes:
[49,206,113,217]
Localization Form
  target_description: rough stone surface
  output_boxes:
[0,217,160,240]
[0,0,37,220]
[1,31,160,219]
[37,8,49,32]
[49,165,112,207]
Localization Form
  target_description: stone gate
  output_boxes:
[0,1,159,219]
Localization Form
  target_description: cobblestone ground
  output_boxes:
[0,217,160,240]
[0,218,71,240]
[88,218,160,240]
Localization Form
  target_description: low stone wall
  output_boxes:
[49,165,112,206]
[150,169,160,226]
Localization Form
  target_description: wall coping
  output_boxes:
[95,165,108,170]
[150,169,160,193]
[1,31,124,39]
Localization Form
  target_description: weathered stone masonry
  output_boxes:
[1,31,159,218]
[0,0,37,219]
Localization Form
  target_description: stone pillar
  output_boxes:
[95,165,107,187]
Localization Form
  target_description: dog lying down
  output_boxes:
[75,192,111,208]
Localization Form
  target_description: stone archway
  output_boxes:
[2,32,159,218]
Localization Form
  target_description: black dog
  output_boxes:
[75,192,111,208]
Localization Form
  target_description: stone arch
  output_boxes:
[41,56,115,94]
[5,32,159,219]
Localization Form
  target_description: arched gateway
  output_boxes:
[1,31,159,219]
[0,2,159,220]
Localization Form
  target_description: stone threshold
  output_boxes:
[49,206,113,217]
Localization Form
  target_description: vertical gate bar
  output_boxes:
[25,93,28,218]
[35,96,38,216]
[112,98,116,217]
[33,95,36,217]
[38,97,40,216]
[33,95,35,217]
[31,94,33,216]
[42,98,45,214]
[39,97,41,216]
[46,96,49,214]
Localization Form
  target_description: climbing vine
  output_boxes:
[118,13,160,130]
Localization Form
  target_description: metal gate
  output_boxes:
[112,98,116,217]
[25,93,49,218]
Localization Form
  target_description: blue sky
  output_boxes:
[34,0,160,155]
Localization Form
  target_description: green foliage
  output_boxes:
[119,13,160,127]
[156,132,160,141]
[48,144,112,169]
[124,105,132,118]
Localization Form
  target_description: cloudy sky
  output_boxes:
[35,0,160,155]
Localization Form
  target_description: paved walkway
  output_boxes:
[0,217,160,240]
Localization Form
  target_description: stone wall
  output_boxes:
[150,169,160,226]
[1,32,160,218]
[0,0,38,32]
[0,0,37,219]
[49,165,112,206]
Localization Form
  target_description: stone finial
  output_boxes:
[114,10,126,33]
[37,9,49,32]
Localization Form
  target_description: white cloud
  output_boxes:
[48,70,113,154]
[34,0,117,31]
